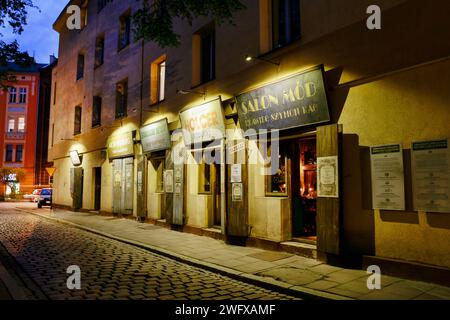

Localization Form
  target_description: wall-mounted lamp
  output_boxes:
[176,89,207,99]
[245,55,280,67]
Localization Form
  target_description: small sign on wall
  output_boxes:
[317,156,339,198]
[164,170,174,193]
[231,164,242,183]
[412,139,450,213]
[370,143,405,211]
[232,183,243,202]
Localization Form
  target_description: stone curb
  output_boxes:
[16,207,352,301]
[0,261,28,300]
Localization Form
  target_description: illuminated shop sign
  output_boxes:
[179,98,226,144]
[69,150,82,166]
[235,66,330,132]
[140,118,171,153]
[107,132,134,159]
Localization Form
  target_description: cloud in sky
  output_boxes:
[2,0,67,64]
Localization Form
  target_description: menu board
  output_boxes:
[412,139,450,213]
[370,144,405,211]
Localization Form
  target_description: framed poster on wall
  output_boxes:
[317,156,339,198]
[411,139,450,213]
[370,143,405,211]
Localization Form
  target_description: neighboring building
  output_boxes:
[49,0,450,280]
[0,62,45,195]
[35,56,58,187]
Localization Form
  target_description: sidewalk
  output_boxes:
[16,205,450,300]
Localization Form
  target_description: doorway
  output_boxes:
[112,157,134,215]
[291,137,317,241]
[93,167,102,211]
[212,163,221,227]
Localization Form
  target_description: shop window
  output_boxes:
[74,106,82,135]
[8,87,17,103]
[115,79,128,118]
[92,96,102,127]
[19,87,27,103]
[18,117,25,132]
[272,0,301,49]
[150,55,166,105]
[77,53,85,80]
[118,11,131,51]
[265,142,289,196]
[5,144,13,162]
[95,35,105,68]
[198,162,212,194]
[15,145,23,163]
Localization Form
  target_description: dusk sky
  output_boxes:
[2,0,67,64]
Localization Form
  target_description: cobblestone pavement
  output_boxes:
[0,206,297,300]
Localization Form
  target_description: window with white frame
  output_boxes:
[8,87,17,103]
[19,88,27,104]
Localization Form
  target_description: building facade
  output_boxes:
[49,0,450,276]
[0,62,45,195]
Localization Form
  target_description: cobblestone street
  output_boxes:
[0,204,296,300]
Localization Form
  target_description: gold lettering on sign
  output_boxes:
[238,80,318,115]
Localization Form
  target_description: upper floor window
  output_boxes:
[192,23,216,86]
[81,1,89,29]
[19,88,27,104]
[74,106,82,135]
[272,0,301,49]
[8,118,15,132]
[97,0,113,13]
[15,145,23,163]
[150,55,166,105]
[77,53,85,80]
[115,79,128,119]
[53,82,57,105]
[8,87,17,103]
[95,35,105,68]
[18,117,25,132]
[5,144,13,162]
[92,96,102,127]
[118,11,131,51]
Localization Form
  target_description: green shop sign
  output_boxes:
[107,132,134,159]
[235,66,330,132]
[140,118,171,153]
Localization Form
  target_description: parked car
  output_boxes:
[37,188,52,208]
[24,189,42,202]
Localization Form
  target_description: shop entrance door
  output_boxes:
[292,137,317,240]
[212,163,221,227]
[93,167,101,211]
[71,167,84,210]
[112,157,134,215]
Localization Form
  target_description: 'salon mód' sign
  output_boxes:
[235,66,330,131]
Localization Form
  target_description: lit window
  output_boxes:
[18,117,25,132]
[150,55,166,104]
[8,118,15,132]
[265,142,289,196]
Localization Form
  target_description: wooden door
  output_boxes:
[316,124,341,255]
[71,167,83,210]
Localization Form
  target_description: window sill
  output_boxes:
[94,63,104,70]
[191,78,216,90]
[117,43,130,53]
[149,99,166,108]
